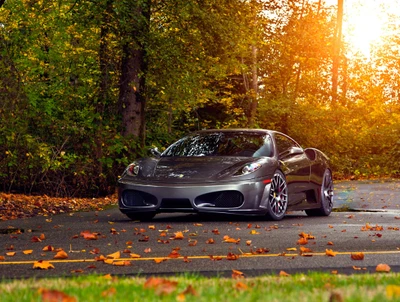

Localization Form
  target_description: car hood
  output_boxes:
[134,156,273,183]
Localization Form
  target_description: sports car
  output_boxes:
[118,129,334,221]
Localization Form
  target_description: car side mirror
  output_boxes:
[280,147,304,159]
[150,147,161,158]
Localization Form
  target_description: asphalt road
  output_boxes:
[0,180,399,279]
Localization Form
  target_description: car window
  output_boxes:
[274,134,300,156]
[162,132,272,157]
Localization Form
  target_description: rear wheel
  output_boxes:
[126,212,156,221]
[306,169,334,216]
[266,170,288,221]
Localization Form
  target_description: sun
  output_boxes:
[342,0,387,57]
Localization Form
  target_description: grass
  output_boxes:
[1,272,400,301]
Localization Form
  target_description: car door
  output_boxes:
[274,133,311,205]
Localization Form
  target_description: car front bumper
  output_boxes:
[118,178,272,216]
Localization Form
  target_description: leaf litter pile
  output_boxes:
[0,193,116,221]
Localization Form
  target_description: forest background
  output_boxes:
[0,0,399,197]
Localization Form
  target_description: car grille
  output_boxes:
[122,190,157,207]
[160,199,192,209]
[194,191,244,208]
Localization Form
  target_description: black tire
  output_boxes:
[126,212,156,221]
[306,169,334,216]
[266,170,288,221]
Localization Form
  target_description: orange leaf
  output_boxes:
[297,237,308,245]
[246,240,252,246]
[325,249,338,257]
[23,250,33,255]
[39,233,46,240]
[168,250,180,258]
[43,245,55,252]
[113,260,131,266]
[188,239,198,246]
[172,231,184,240]
[38,288,76,302]
[227,253,239,260]
[183,256,191,263]
[154,258,167,264]
[376,263,391,273]
[6,252,16,256]
[130,253,141,258]
[107,251,120,259]
[209,255,223,261]
[0,256,4,261]
[206,238,215,244]
[144,248,152,253]
[95,255,107,262]
[232,269,245,279]
[144,277,178,295]
[279,270,290,277]
[54,250,68,259]
[223,235,240,244]
[299,246,313,253]
[299,232,315,239]
[33,260,54,270]
[327,241,334,246]
[80,230,98,240]
[31,236,42,242]
[351,252,365,260]
[235,282,248,291]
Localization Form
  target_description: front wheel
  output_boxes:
[306,169,334,216]
[266,170,288,221]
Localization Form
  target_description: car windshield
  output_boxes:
[162,132,273,157]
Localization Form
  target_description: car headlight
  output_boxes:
[240,162,262,175]
[126,162,139,176]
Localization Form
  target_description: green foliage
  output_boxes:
[0,0,399,196]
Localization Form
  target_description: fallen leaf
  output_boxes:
[113,260,131,266]
[80,230,98,240]
[54,250,68,259]
[144,277,178,295]
[235,282,248,291]
[38,288,76,302]
[297,237,308,245]
[223,235,240,244]
[43,245,55,252]
[0,256,5,261]
[299,232,315,239]
[39,233,46,240]
[101,287,117,297]
[209,255,223,261]
[183,256,191,263]
[246,240,252,246]
[351,252,365,260]
[23,250,33,255]
[168,250,180,258]
[327,241,334,246]
[299,246,313,253]
[250,230,259,235]
[130,253,141,258]
[31,236,42,242]
[232,269,245,279]
[33,260,54,270]
[154,258,167,264]
[144,248,152,253]
[227,253,239,260]
[326,249,338,257]
[376,263,391,273]
[286,247,297,251]
[6,252,16,256]
[172,231,184,240]
[71,269,84,273]
[279,270,290,277]
[106,251,121,259]
[188,239,198,246]
[206,238,215,244]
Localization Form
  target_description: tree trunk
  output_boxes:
[332,0,343,103]
[118,1,150,145]
[247,45,258,128]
